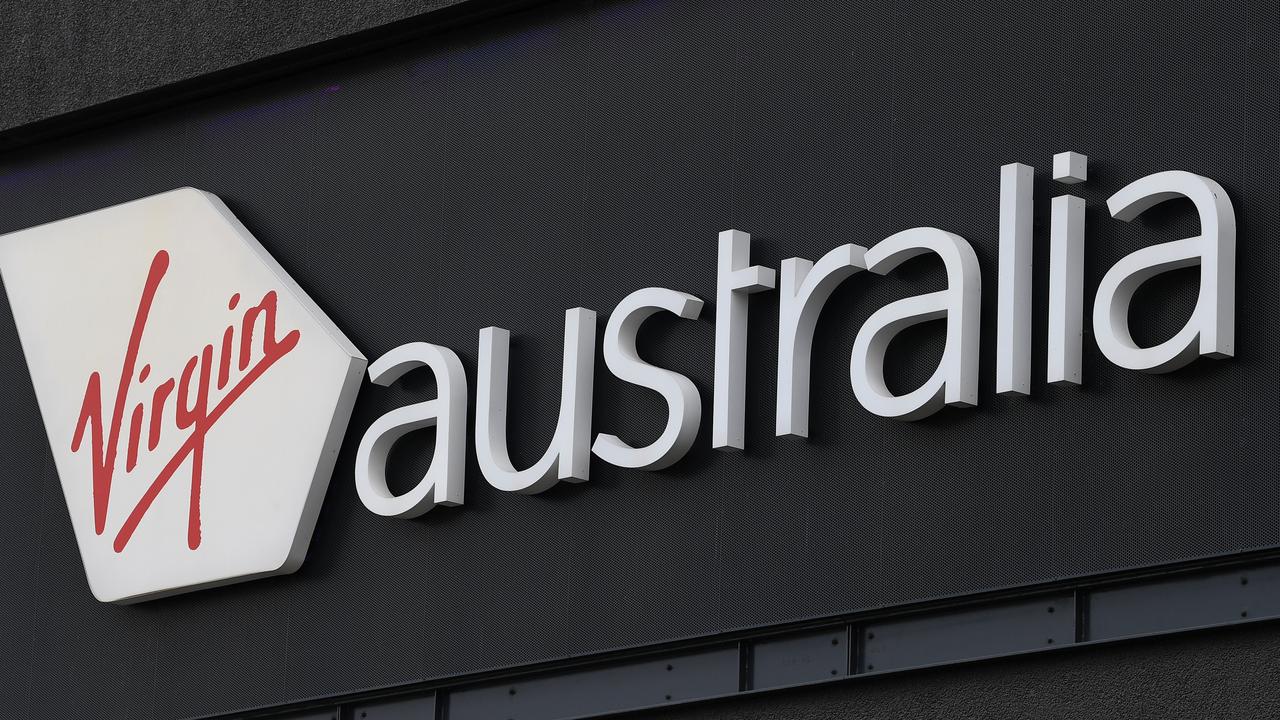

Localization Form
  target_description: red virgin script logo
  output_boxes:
[70,250,301,553]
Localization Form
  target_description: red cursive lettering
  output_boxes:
[70,249,301,552]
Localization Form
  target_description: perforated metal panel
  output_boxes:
[0,0,1277,718]
[351,694,436,720]
[860,596,1075,673]
[1089,566,1280,641]
[447,648,739,720]
[751,628,849,689]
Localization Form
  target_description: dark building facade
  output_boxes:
[1,1,1278,718]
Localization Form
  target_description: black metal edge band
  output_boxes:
[188,545,1280,720]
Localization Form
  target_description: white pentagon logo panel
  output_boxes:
[0,188,365,603]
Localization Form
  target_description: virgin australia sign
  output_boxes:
[0,188,365,603]
[0,151,1237,603]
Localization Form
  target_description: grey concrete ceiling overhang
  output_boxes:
[0,0,538,151]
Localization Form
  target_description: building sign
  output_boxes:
[355,156,1235,514]
[0,154,1238,602]
[0,188,365,603]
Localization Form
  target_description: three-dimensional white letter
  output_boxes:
[1093,171,1235,372]
[775,244,868,437]
[850,228,981,421]
[712,229,776,450]
[996,162,1034,395]
[355,342,467,518]
[593,288,704,470]
[477,308,597,493]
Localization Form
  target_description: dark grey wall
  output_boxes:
[1,1,1278,719]
[0,0,477,132]
[628,623,1280,720]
